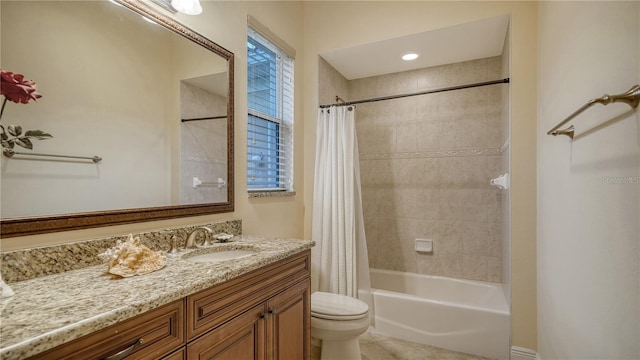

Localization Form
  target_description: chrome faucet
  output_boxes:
[185,226,213,249]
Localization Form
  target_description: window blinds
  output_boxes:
[247,26,294,191]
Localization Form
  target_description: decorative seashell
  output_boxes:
[98,234,166,277]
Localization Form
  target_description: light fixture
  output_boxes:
[401,52,420,61]
[171,0,202,15]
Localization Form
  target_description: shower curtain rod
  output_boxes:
[319,78,510,108]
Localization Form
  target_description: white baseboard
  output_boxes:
[511,346,539,360]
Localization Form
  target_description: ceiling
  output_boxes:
[183,72,228,97]
[321,14,510,80]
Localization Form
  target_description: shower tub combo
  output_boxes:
[363,268,510,359]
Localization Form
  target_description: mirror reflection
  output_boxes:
[0,0,231,220]
[179,73,228,204]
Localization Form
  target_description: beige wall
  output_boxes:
[303,1,538,350]
[537,1,639,358]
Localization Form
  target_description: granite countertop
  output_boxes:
[0,235,314,360]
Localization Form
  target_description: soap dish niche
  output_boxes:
[415,238,433,253]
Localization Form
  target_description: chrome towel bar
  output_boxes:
[192,176,226,188]
[547,85,640,139]
[2,149,102,163]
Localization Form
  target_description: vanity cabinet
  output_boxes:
[27,300,186,360]
[187,279,310,360]
[24,250,310,360]
[186,251,311,360]
[164,348,187,360]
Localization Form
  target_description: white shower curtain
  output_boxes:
[311,105,371,301]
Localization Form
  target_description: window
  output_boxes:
[247,26,294,192]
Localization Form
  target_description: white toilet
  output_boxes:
[311,291,370,360]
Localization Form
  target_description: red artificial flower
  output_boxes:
[0,70,42,104]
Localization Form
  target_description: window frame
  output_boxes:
[246,25,294,194]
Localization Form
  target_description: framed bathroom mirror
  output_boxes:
[0,0,234,237]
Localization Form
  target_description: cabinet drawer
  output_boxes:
[29,300,185,360]
[163,347,186,360]
[187,250,310,339]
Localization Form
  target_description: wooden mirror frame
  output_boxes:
[0,0,234,238]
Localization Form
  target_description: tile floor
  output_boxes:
[311,331,494,360]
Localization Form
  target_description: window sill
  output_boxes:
[248,190,296,198]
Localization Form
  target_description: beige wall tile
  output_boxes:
[357,57,505,283]
[415,66,443,91]
[439,254,463,278]
[357,124,378,155]
[488,222,503,258]
[461,156,488,188]
[416,189,439,221]
[487,190,503,223]
[434,220,463,254]
[395,121,418,153]
[417,93,440,119]
[461,189,489,222]
[416,253,443,276]
[377,71,418,97]
[416,122,440,151]
[318,57,349,105]
[487,256,502,282]
[414,158,440,187]
[463,116,489,149]
[462,221,491,256]
[463,255,489,281]
[376,160,393,186]
[437,119,465,149]
[349,76,378,100]
[436,189,463,221]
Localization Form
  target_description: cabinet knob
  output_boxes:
[260,313,266,319]
[269,308,276,315]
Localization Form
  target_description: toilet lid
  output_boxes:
[311,292,369,321]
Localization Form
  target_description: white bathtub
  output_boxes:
[363,268,510,359]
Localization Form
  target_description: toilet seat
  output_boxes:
[311,291,369,321]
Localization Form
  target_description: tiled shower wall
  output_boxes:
[179,82,228,204]
[319,56,506,283]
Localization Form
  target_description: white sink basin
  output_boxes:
[183,249,256,263]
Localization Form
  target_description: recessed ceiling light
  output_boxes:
[401,52,420,61]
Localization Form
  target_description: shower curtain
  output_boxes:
[311,105,371,301]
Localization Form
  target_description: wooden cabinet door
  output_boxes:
[163,348,186,360]
[187,303,266,360]
[265,279,311,360]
